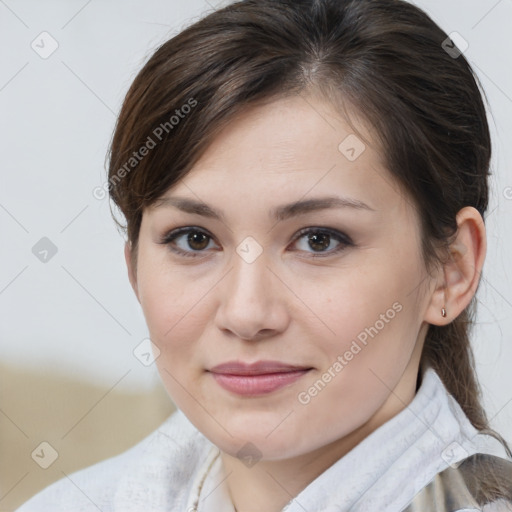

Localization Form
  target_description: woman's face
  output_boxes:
[127,94,437,461]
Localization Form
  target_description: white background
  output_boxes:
[1,0,511,443]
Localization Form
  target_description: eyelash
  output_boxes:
[158,226,353,260]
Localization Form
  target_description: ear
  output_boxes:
[124,241,140,303]
[424,206,487,325]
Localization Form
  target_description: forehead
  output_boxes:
[150,94,410,220]
[190,94,378,171]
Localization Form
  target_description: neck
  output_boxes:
[220,426,368,512]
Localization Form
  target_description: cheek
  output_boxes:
[136,257,203,350]
[137,267,210,407]
[315,257,422,367]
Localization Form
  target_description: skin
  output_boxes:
[124,94,486,512]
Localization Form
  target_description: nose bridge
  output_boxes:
[228,236,274,303]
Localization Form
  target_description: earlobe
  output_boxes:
[424,206,486,326]
[124,241,140,303]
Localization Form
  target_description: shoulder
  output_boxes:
[403,453,512,512]
[14,444,139,512]
[15,410,209,512]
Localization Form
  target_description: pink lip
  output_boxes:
[208,360,312,396]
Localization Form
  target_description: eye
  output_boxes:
[290,227,353,258]
[159,226,217,258]
[158,226,353,259]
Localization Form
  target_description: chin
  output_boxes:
[202,414,313,461]
[213,432,306,462]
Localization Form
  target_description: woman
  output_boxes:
[16,0,512,510]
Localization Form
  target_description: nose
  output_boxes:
[214,250,290,342]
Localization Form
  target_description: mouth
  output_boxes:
[207,360,313,396]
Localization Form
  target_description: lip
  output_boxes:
[208,360,312,396]
[210,360,312,375]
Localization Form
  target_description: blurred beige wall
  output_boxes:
[0,363,175,511]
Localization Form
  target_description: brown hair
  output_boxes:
[107,0,511,463]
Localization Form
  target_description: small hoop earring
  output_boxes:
[441,307,447,318]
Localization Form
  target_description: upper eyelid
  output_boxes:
[161,225,350,240]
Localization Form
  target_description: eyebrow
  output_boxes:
[153,195,376,222]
